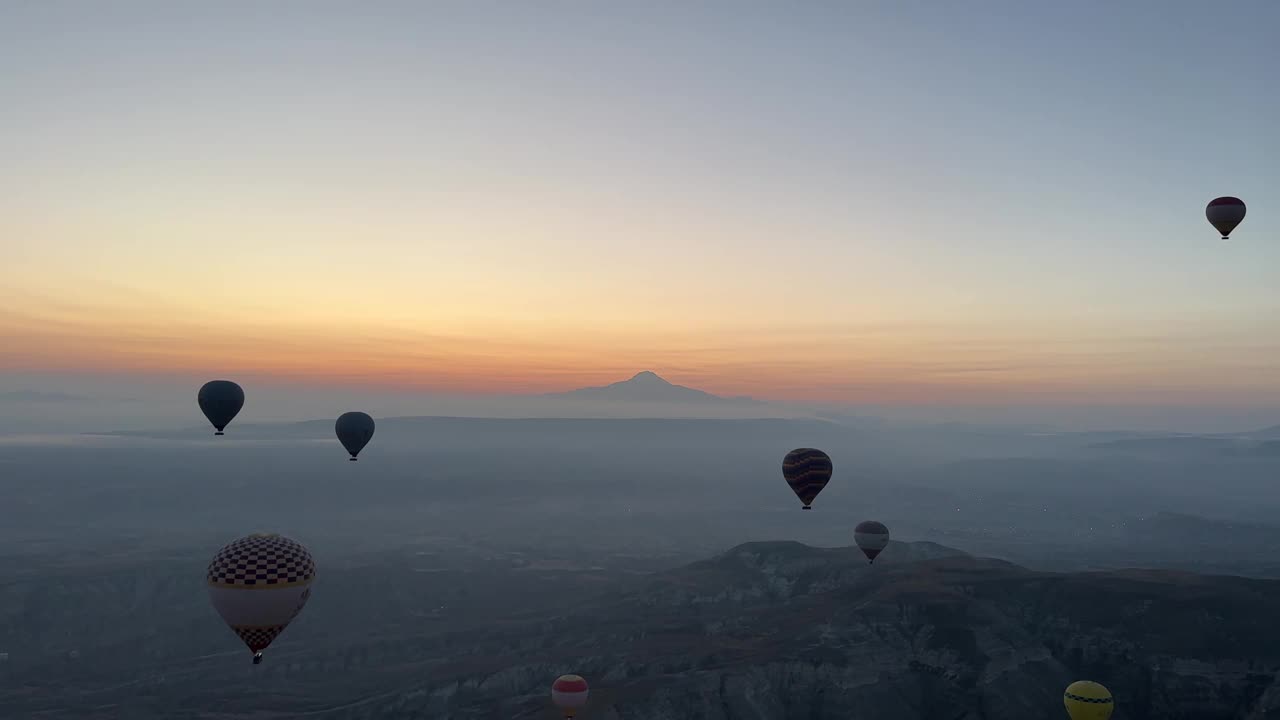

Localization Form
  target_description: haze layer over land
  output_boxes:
[4,396,1280,717]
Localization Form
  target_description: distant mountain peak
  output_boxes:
[629,370,667,383]
[546,371,763,406]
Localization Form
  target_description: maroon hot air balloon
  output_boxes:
[552,674,589,718]
[1206,196,1246,239]
[782,448,833,509]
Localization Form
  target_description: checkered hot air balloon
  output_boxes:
[552,674,589,718]
[206,533,316,664]
[854,520,890,564]
[782,448,833,509]
[1206,196,1246,239]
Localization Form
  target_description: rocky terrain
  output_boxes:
[5,539,1280,719]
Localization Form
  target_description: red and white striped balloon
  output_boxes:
[552,674,589,718]
[1206,196,1246,239]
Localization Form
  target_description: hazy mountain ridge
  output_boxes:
[1246,425,1280,440]
[1088,434,1280,460]
[93,415,847,447]
[4,370,1275,435]
[0,390,98,403]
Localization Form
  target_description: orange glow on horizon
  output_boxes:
[3,291,1278,407]
[3,3,1278,416]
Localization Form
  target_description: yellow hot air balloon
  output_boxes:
[1064,680,1114,720]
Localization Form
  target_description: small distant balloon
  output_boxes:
[198,380,244,436]
[854,520,890,564]
[1064,680,1114,720]
[334,411,376,461]
[782,448,833,509]
[552,674,589,718]
[1206,196,1246,239]
[207,533,315,664]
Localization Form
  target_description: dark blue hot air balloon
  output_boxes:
[198,381,244,436]
[335,411,376,461]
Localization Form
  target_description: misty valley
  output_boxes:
[3,414,1280,718]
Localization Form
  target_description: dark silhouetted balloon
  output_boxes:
[335,411,376,461]
[1206,196,1246,239]
[198,380,244,436]
[207,533,315,664]
[782,448,833,509]
[854,520,889,564]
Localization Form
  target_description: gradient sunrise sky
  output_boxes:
[2,1,1278,409]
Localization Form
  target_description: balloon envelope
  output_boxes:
[1206,196,1246,239]
[335,411,376,459]
[854,520,890,563]
[198,380,244,435]
[552,674,589,717]
[1064,680,1114,720]
[782,448,833,508]
[207,533,315,662]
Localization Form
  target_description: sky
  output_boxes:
[2,1,1279,426]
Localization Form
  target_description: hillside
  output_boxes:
[7,540,1280,719]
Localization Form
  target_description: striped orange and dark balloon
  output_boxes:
[782,448,833,509]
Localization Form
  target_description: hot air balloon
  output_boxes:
[335,411,375,461]
[1064,680,1114,720]
[198,380,244,436]
[854,520,890,564]
[552,674,589,718]
[1206,196,1246,239]
[207,533,315,664]
[782,448,832,509]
